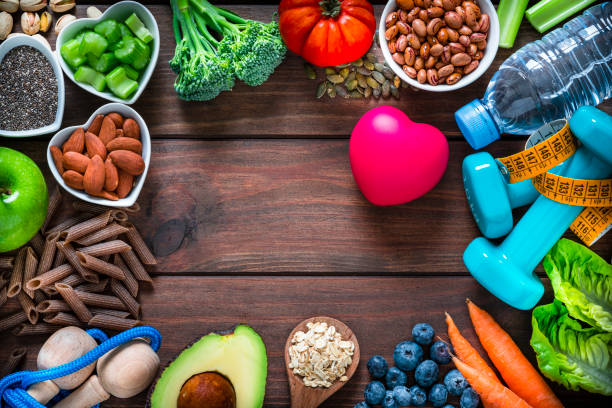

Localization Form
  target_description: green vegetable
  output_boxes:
[60,38,87,69]
[74,66,106,92]
[169,0,286,101]
[497,0,529,48]
[543,238,612,331]
[88,52,119,73]
[79,31,109,58]
[526,0,598,33]
[531,300,612,395]
[114,35,150,70]
[121,64,140,80]
[118,23,132,38]
[125,12,153,43]
[105,66,139,99]
[94,19,122,44]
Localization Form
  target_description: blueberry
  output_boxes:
[428,384,448,407]
[367,355,389,379]
[441,405,456,408]
[392,385,411,406]
[364,381,386,405]
[460,387,480,408]
[393,341,424,371]
[412,323,435,345]
[382,390,399,408]
[354,403,371,408]
[415,360,439,387]
[385,366,407,389]
[409,385,427,407]
[444,369,468,396]
[430,340,452,364]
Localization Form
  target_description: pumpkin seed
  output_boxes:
[382,67,395,80]
[335,84,349,98]
[304,63,317,80]
[352,58,364,67]
[364,61,375,71]
[372,71,386,84]
[327,83,337,98]
[339,67,350,78]
[382,80,391,98]
[327,74,345,84]
[374,63,385,72]
[394,76,401,89]
[356,73,368,88]
[356,66,372,76]
[325,67,337,75]
[356,86,365,95]
[349,90,362,98]
[373,87,381,99]
[390,84,400,99]
[346,71,356,83]
[316,81,326,98]
[364,87,372,98]
[366,77,380,89]
[346,79,358,91]
[366,52,376,63]
[335,63,350,69]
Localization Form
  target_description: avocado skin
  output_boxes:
[146,325,267,408]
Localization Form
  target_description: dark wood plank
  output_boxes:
[3,139,610,273]
[0,277,607,407]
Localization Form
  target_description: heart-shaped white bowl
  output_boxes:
[0,35,65,137]
[48,103,151,207]
[56,1,160,104]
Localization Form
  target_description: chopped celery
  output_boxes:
[60,38,86,69]
[118,23,132,38]
[88,52,119,73]
[106,66,138,99]
[125,12,153,43]
[114,35,150,70]
[94,19,122,44]
[74,66,106,92]
[79,31,108,58]
[121,64,140,80]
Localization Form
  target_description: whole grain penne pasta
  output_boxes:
[76,252,126,281]
[76,278,109,293]
[12,323,62,336]
[72,200,110,214]
[55,283,93,323]
[27,263,73,291]
[8,247,27,298]
[56,242,99,283]
[124,202,141,214]
[22,247,38,299]
[43,312,81,327]
[113,254,138,297]
[52,249,66,268]
[41,185,62,233]
[88,314,140,331]
[89,308,131,319]
[17,291,38,324]
[64,211,112,243]
[0,347,26,377]
[28,232,45,257]
[79,240,131,257]
[41,285,58,297]
[74,290,127,311]
[110,279,140,318]
[0,256,14,270]
[122,222,157,265]
[46,213,93,236]
[0,270,11,287]
[110,210,128,224]
[36,299,72,314]
[37,232,60,276]
[120,249,152,283]
[0,311,28,332]
[33,290,46,305]
[59,273,85,287]
[0,286,7,308]
[74,223,130,246]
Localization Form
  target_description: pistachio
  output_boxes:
[430,43,443,57]
[87,6,103,19]
[50,0,75,13]
[412,19,426,37]
[392,52,405,66]
[403,65,417,78]
[54,13,76,34]
[0,11,12,40]
[397,0,415,9]
[304,63,316,80]
[446,72,462,85]
[20,0,46,12]
[463,59,479,74]
[315,82,327,98]
[426,18,443,36]
[0,0,18,13]
[426,68,438,85]
[21,12,40,35]
[444,11,462,29]
[397,21,410,35]
[385,11,398,28]
[404,47,416,66]
[39,11,51,33]
[450,52,471,66]
[396,34,408,52]
[417,68,427,83]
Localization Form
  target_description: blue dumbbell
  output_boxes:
[463,106,612,310]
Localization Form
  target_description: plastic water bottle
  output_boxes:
[455,1,612,150]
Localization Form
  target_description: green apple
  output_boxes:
[0,147,48,253]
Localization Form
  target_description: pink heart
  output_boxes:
[349,106,449,206]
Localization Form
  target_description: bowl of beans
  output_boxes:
[379,0,499,91]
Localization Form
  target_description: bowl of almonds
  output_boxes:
[47,102,151,207]
[380,0,499,91]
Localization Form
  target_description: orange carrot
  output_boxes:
[453,357,533,408]
[466,299,563,408]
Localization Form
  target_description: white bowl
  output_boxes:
[0,35,65,137]
[56,1,160,104]
[379,0,499,92]
[48,103,151,207]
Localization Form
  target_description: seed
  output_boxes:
[316,82,327,98]
[390,84,400,99]
[353,58,364,67]
[412,19,426,37]
[346,71,356,83]
[417,68,427,83]
[327,83,337,98]
[327,74,345,84]
[339,67,350,78]
[364,87,372,98]
[335,85,349,98]
[392,52,406,66]
[304,63,317,80]
[382,80,391,98]
[346,79,358,91]
[426,68,439,85]
[446,72,462,85]
[357,73,368,88]
[427,18,443,35]
[335,63,350,69]
[373,71,386,84]
[394,75,401,88]
[374,63,385,72]
[450,52,471,66]
[366,52,376,63]
[349,90,362,98]
[463,59,479,74]
[383,67,395,80]
[357,66,372,76]
[367,77,380,89]
[437,64,454,77]
[403,65,417,78]
[373,87,381,99]
[364,60,375,71]
[325,67,337,75]
[444,11,462,29]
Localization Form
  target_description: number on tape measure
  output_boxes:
[532,173,612,207]
[570,207,612,246]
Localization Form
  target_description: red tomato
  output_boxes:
[278,0,377,67]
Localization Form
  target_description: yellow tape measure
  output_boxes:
[496,119,612,246]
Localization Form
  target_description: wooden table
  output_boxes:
[1,1,611,407]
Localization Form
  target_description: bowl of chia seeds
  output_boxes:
[0,35,65,137]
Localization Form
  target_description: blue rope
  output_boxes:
[0,326,161,408]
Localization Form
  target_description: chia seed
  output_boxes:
[0,46,58,131]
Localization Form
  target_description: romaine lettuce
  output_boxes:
[543,238,612,331]
[531,300,612,395]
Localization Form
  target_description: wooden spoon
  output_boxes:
[284,316,360,408]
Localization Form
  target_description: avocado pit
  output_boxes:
[178,372,236,408]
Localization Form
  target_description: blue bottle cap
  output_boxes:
[455,99,500,150]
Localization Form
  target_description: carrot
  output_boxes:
[452,357,533,408]
[466,299,563,408]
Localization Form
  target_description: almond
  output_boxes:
[106,112,124,128]
[122,118,140,140]
[90,190,119,201]
[99,116,116,145]
[87,114,104,135]
[85,132,107,160]
[116,129,124,138]
[104,157,119,191]
[49,145,63,174]
[62,128,85,153]
[116,170,134,199]
[108,150,145,176]
[83,155,105,195]
[106,137,142,154]
[63,170,84,190]
[63,151,90,173]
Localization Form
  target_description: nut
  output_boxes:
[84,155,105,195]
[87,115,104,135]
[20,0,46,11]
[451,52,471,66]
[32,33,50,49]
[54,14,76,34]
[99,116,117,145]
[50,145,64,174]
[0,0,18,13]
[412,18,426,37]
[39,11,51,33]
[63,170,84,190]
[85,132,107,160]
[63,128,85,154]
[50,0,75,13]
[122,118,140,139]
[62,151,90,173]
[106,112,124,128]
[104,158,119,192]
[426,18,443,35]
[116,171,134,199]
[86,6,103,19]
[0,11,12,40]
[21,12,40,35]
[106,137,143,155]
[108,150,145,176]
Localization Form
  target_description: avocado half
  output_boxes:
[148,325,267,408]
